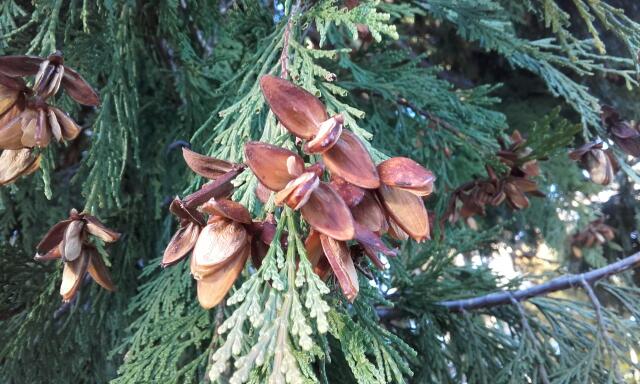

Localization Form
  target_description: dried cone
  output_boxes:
[35,209,120,301]
[569,142,615,185]
[244,141,356,241]
[162,151,254,309]
[162,221,201,267]
[61,220,85,262]
[377,184,429,242]
[259,75,328,139]
[182,147,236,180]
[496,130,540,177]
[0,149,40,186]
[350,191,386,233]
[197,246,250,309]
[300,183,355,241]
[87,247,116,291]
[244,141,303,191]
[191,216,249,279]
[259,75,379,189]
[602,106,640,157]
[274,172,320,209]
[60,249,89,302]
[572,218,616,249]
[320,234,359,302]
[322,130,380,189]
[1,104,81,149]
[377,157,435,196]
[0,52,100,106]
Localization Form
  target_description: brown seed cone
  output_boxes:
[377,157,435,196]
[351,190,385,233]
[84,214,121,242]
[304,231,331,281]
[0,148,40,186]
[60,250,89,302]
[162,222,201,267]
[87,247,116,292]
[259,75,328,139]
[300,182,355,241]
[322,130,380,189]
[244,141,301,191]
[320,234,359,302]
[199,198,252,225]
[304,115,343,154]
[0,54,100,106]
[182,147,236,180]
[329,175,365,208]
[377,184,430,242]
[196,245,249,309]
[191,217,249,279]
[61,220,85,262]
[274,172,320,210]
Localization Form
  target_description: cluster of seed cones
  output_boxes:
[569,141,618,185]
[161,149,258,309]
[566,106,640,186]
[570,218,616,259]
[35,209,120,302]
[445,131,544,224]
[163,75,435,308]
[0,52,99,185]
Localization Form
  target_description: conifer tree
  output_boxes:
[2,1,640,383]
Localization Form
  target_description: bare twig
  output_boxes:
[580,277,623,382]
[396,97,464,137]
[279,0,301,79]
[438,251,640,311]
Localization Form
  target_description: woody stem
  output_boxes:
[183,167,243,209]
[279,0,301,79]
[439,250,640,311]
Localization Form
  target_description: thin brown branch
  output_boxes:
[396,97,464,137]
[183,167,243,209]
[438,251,640,311]
[279,0,301,79]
